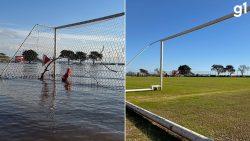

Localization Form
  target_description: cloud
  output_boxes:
[0,27,28,39]
[0,27,29,56]
[0,26,125,62]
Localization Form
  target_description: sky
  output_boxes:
[126,0,250,73]
[0,0,124,56]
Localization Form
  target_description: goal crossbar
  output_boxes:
[0,12,125,88]
[159,6,250,42]
[55,12,125,29]
[126,6,250,92]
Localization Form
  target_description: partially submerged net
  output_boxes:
[0,25,55,80]
[0,13,125,89]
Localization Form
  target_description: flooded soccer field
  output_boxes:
[0,78,124,141]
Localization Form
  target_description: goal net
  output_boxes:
[0,13,125,89]
[126,7,250,92]
[126,41,162,91]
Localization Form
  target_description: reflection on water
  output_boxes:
[22,64,39,78]
[40,81,56,115]
[63,81,72,93]
[0,79,124,141]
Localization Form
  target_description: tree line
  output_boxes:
[21,49,103,64]
[127,64,250,77]
[0,53,10,63]
[211,64,249,76]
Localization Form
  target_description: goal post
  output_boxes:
[0,13,125,89]
[126,6,250,92]
[53,28,57,80]
[160,41,164,90]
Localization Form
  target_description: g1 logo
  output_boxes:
[234,2,248,17]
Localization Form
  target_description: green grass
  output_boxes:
[126,108,183,141]
[126,77,250,141]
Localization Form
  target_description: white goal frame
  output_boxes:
[0,12,125,86]
[126,6,250,92]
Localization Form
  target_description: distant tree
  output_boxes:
[22,50,38,63]
[76,51,87,64]
[154,68,160,76]
[0,53,7,58]
[60,50,75,65]
[238,65,250,76]
[127,71,136,76]
[178,65,191,76]
[225,65,235,76]
[0,53,6,56]
[154,68,166,76]
[171,70,179,77]
[0,53,9,63]
[211,65,225,76]
[139,68,149,75]
[164,72,169,77]
[88,51,103,64]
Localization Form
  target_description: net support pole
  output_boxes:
[160,41,164,90]
[53,28,57,80]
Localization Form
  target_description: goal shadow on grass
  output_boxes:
[126,108,185,141]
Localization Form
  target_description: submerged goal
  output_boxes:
[0,13,125,88]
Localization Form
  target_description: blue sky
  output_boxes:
[0,0,124,28]
[127,0,250,73]
[0,0,124,56]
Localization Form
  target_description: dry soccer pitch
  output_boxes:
[126,77,250,141]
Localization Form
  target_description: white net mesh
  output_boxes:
[0,14,125,89]
[0,25,55,79]
[126,42,162,89]
[56,15,125,88]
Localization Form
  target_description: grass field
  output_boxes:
[126,77,250,141]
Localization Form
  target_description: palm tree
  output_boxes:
[88,51,103,64]
[22,50,38,63]
[76,51,87,64]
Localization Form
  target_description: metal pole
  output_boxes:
[160,41,164,90]
[160,6,250,42]
[53,28,56,80]
[55,12,124,29]
[127,6,250,71]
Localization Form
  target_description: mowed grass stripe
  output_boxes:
[128,88,250,103]
[126,77,250,141]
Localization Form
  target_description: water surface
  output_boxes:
[0,79,124,141]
